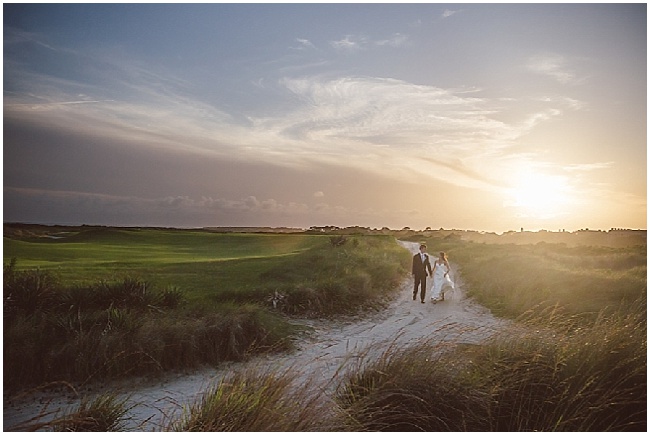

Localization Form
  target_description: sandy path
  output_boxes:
[4,242,509,431]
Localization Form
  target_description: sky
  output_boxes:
[3,3,647,233]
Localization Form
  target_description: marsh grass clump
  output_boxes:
[4,298,294,390]
[448,241,646,319]
[337,341,489,431]
[51,393,130,432]
[336,302,646,431]
[8,392,131,432]
[134,303,296,371]
[4,267,292,390]
[260,236,410,316]
[473,302,646,431]
[4,258,59,318]
[171,367,336,431]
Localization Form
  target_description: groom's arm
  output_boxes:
[423,256,431,275]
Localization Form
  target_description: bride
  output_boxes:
[431,251,454,303]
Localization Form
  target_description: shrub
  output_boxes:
[329,235,348,247]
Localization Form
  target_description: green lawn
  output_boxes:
[4,228,328,300]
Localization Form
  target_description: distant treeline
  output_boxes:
[5,223,646,248]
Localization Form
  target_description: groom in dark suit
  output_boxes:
[412,243,432,303]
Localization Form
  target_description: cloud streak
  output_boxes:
[4,53,587,196]
[526,53,579,84]
[441,9,463,19]
[329,33,409,52]
[3,187,423,228]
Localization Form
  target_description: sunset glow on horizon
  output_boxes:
[4,4,646,233]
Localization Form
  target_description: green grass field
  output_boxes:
[4,228,328,302]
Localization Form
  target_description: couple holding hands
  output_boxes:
[412,243,454,304]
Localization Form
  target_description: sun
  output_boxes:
[504,170,573,218]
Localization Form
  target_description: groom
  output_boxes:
[412,243,432,303]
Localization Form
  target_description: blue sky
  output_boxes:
[4,3,646,232]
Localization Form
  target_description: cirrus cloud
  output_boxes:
[526,53,580,84]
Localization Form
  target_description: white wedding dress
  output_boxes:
[431,260,454,301]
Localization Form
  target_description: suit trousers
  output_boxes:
[413,275,427,301]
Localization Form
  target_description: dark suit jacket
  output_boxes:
[412,252,432,277]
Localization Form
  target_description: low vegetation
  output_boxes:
[4,226,645,431]
[447,239,646,320]
[169,237,645,431]
[170,367,339,431]
[4,229,409,391]
[334,236,646,431]
[336,303,645,431]
[8,392,130,432]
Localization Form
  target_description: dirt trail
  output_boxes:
[4,242,510,431]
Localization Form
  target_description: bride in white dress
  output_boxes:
[431,251,454,303]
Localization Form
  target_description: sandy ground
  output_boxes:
[4,242,510,431]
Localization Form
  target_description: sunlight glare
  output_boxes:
[505,170,573,219]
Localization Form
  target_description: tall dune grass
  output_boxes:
[3,270,297,390]
[446,241,646,320]
[173,300,645,432]
[336,301,646,431]
[224,235,411,316]
[170,367,340,431]
[7,392,130,432]
[334,238,646,431]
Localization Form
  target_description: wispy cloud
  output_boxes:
[3,33,592,200]
[526,53,577,84]
[3,186,422,228]
[329,33,409,52]
[442,9,463,19]
[330,34,368,52]
[290,38,316,50]
[5,62,588,194]
[5,99,115,107]
[564,162,614,172]
[4,27,59,51]
[375,33,409,47]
